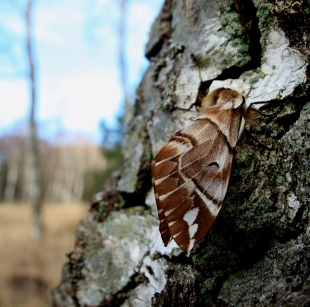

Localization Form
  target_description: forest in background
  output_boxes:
[0,132,121,204]
[0,115,124,204]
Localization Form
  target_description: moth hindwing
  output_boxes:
[152,88,254,252]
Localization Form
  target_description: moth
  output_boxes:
[152,88,257,252]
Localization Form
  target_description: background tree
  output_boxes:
[24,0,44,238]
[119,0,132,123]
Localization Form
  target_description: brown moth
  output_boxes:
[152,88,256,252]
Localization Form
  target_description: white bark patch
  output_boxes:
[287,192,301,222]
[183,208,199,225]
[210,27,307,106]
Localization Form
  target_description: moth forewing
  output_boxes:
[152,88,252,252]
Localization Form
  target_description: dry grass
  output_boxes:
[0,202,88,307]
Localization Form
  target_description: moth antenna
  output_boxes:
[248,101,280,117]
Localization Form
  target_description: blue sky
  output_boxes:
[0,0,164,143]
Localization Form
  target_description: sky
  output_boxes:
[0,0,164,143]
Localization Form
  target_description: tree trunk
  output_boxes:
[24,0,44,238]
[52,0,310,306]
[4,151,20,202]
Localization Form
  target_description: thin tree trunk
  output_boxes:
[4,152,20,202]
[119,0,132,123]
[25,0,44,238]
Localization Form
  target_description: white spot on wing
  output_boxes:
[154,177,166,185]
[159,180,195,201]
[188,239,195,251]
[172,231,182,239]
[183,208,199,225]
[165,208,174,216]
[189,224,198,238]
[195,188,221,216]
[155,142,191,166]
[168,221,176,227]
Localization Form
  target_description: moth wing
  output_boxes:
[152,108,242,252]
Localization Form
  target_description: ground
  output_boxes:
[0,202,87,307]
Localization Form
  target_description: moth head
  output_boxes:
[199,88,245,112]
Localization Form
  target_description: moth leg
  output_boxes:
[244,128,273,150]
[174,102,198,112]
[238,117,246,140]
